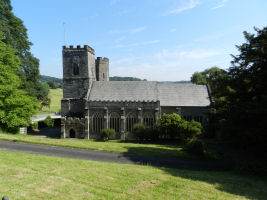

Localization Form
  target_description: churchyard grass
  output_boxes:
[0,132,189,158]
[38,88,62,114]
[0,150,266,200]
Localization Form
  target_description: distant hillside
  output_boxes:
[41,75,62,84]
[110,76,147,81]
[41,75,62,89]
[41,75,190,88]
[159,80,191,84]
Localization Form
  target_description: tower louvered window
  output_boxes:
[73,63,79,75]
[126,112,137,132]
[92,112,104,134]
[109,112,120,133]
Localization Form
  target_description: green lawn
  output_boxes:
[0,150,266,200]
[0,133,189,158]
[38,88,62,114]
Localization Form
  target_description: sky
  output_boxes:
[12,0,267,81]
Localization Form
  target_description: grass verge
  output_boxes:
[0,150,266,200]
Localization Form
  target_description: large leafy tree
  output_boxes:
[221,27,267,152]
[0,36,38,130]
[191,67,228,101]
[0,0,49,105]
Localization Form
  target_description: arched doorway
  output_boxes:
[69,129,76,138]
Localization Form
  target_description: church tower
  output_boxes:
[95,57,109,81]
[61,45,96,117]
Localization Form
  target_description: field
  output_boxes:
[38,88,62,114]
[0,133,188,158]
[0,150,266,200]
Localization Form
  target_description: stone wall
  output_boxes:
[86,100,160,139]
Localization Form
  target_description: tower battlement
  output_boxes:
[63,45,95,55]
[96,57,109,62]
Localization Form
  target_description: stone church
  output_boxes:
[61,45,212,139]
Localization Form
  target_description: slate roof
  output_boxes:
[88,81,158,102]
[88,81,211,107]
[157,83,210,106]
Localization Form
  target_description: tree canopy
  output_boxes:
[0,0,49,105]
[191,27,267,154]
[0,35,38,130]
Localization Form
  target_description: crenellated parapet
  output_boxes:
[63,45,95,55]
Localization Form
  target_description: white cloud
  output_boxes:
[114,40,160,48]
[110,57,135,65]
[163,0,200,16]
[155,49,221,59]
[211,0,229,10]
[170,28,177,32]
[109,26,146,34]
[110,48,228,81]
[114,36,126,43]
[194,31,232,42]
[110,0,121,5]
[111,62,189,81]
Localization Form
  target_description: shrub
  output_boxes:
[159,113,183,140]
[159,113,202,141]
[184,139,206,156]
[132,124,147,140]
[43,116,54,128]
[31,122,38,130]
[100,128,115,141]
[186,120,202,139]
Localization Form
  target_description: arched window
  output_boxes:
[193,116,203,124]
[109,112,120,133]
[92,112,104,134]
[143,113,154,128]
[73,63,79,75]
[126,112,137,132]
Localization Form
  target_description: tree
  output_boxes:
[191,67,228,101]
[0,0,49,104]
[221,27,267,153]
[0,36,38,131]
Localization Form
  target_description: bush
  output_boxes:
[159,113,183,140]
[39,116,54,128]
[31,122,38,130]
[132,124,160,141]
[186,120,202,139]
[184,139,206,156]
[159,113,202,142]
[132,124,147,140]
[100,129,115,141]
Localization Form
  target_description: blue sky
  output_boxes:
[12,0,267,81]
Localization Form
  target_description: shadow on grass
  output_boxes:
[28,127,61,138]
[163,167,267,200]
[123,146,267,200]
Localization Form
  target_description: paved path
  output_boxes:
[31,113,61,122]
[0,140,233,171]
